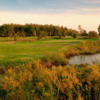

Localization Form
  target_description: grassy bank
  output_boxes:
[42,40,100,67]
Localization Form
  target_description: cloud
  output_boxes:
[0,0,100,15]
[17,0,28,3]
[0,11,100,33]
[26,7,100,15]
[84,0,100,4]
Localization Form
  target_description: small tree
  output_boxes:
[78,25,84,35]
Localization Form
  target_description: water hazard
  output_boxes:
[69,53,100,65]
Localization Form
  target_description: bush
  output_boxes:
[43,52,68,66]
[72,33,77,38]
[88,31,98,38]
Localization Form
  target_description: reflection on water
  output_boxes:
[69,53,100,65]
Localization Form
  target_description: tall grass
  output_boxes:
[43,51,68,67]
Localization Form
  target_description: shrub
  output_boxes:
[43,52,68,66]
[62,46,79,57]
[72,33,77,38]
[88,31,98,38]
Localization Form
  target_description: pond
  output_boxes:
[69,53,100,65]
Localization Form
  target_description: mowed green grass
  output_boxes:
[0,36,99,66]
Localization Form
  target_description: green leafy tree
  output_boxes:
[7,24,14,38]
[62,27,68,37]
[37,29,43,40]
[82,30,88,36]
[2,27,6,37]
[25,25,35,36]
[98,25,100,35]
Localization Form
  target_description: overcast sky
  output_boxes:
[0,0,100,32]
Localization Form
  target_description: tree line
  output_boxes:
[0,23,100,40]
[0,24,79,38]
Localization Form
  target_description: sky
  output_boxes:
[0,0,100,32]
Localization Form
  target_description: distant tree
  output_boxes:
[25,25,35,36]
[88,31,98,38]
[49,31,52,36]
[98,25,100,35]
[67,29,79,36]
[60,26,65,37]
[34,24,39,35]
[37,30,43,40]
[58,33,62,39]
[7,24,14,38]
[66,29,72,35]
[22,31,25,38]
[44,31,48,38]
[78,25,84,35]
[33,30,36,36]
[82,30,88,36]
[14,26,20,41]
[72,33,77,38]
[62,27,68,37]
[18,26,25,37]
[49,24,53,36]
[44,24,50,34]
[55,26,60,36]
[14,33,17,41]
[2,27,6,37]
